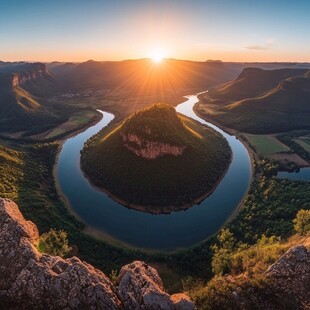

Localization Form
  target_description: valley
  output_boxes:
[1,59,310,307]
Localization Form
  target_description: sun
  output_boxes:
[149,48,166,63]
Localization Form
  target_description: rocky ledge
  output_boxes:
[120,132,186,159]
[0,198,194,309]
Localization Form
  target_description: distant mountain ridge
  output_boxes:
[198,67,310,133]
[2,60,310,136]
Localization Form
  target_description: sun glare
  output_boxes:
[150,48,165,63]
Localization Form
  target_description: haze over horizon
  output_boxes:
[1,0,310,63]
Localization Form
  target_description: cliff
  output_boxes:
[10,63,48,87]
[0,63,48,89]
[120,131,186,159]
[0,198,194,309]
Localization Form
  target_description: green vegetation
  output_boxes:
[43,110,99,139]
[210,229,236,275]
[294,137,310,153]
[228,177,310,243]
[244,134,289,156]
[37,228,71,257]
[81,104,231,210]
[186,220,306,309]
[293,209,310,235]
[198,68,310,134]
[278,133,310,162]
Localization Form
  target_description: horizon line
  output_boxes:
[1,58,310,64]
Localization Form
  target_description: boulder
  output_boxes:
[117,261,195,310]
[265,244,310,308]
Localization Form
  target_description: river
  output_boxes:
[57,94,251,251]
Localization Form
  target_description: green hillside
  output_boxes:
[0,62,93,136]
[198,68,310,133]
[81,103,231,212]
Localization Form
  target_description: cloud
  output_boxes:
[244,39,275,51]
[244,45,269,51]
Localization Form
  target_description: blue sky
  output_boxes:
[0,0,309,61]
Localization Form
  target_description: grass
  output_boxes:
[187,232,310,309]
[245,134,289,156]
[45,110,97,139]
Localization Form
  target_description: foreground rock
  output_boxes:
[0,198,194,309]
[198,242,310,309]
[117,261,194,310]
[265,244,310,308]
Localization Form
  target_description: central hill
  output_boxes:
[81,104,231,213]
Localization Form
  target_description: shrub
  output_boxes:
[211,229,236,275]
[37,228,71,257]
[293,209,310,235]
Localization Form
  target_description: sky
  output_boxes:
[1,0,310,62]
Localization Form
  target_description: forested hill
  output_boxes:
[198,68,310,133]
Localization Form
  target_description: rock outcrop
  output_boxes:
[117,261,194,310]
[0,198,194,309]
[10,63,47,87]
[205,242,310,309]
[121,132,186,159]
[265,244,310,308]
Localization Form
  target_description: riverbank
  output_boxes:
[193,100,256,226]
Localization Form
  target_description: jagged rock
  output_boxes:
[265,244,310,308]
[171,293,196,310]
[0,198,195,309]
[117,261,195,310]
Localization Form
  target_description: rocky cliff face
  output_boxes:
[121,132,186,159]
[0,198,194,309]
[10,63,48,87]
[265,244,310,308]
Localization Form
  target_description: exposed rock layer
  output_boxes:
[10,63,47,87]
[121,132,186,159]
[0,198,194,309]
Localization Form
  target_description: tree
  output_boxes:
[293,209,310,235]
[37,229,71,257]
[211,229,236,275]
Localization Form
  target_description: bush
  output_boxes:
[211,229,236,275]
[37,229,71,257]
[293,209,310,235]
